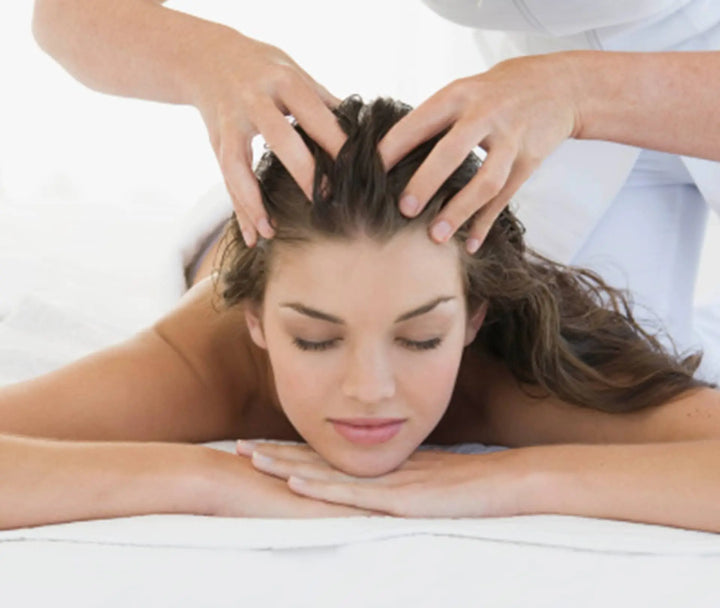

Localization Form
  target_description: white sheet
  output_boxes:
[2,197,720,607]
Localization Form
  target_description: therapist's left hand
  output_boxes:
[236,440,530,518]
[380,53,579,254]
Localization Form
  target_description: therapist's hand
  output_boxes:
[379,53,580,253]
[192,31,347,247]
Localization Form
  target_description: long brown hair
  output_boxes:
[212,95,711,413]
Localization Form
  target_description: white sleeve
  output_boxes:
[422,0,692,35]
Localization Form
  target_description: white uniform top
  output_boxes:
[422,0,720,381]
[422,0,720,260]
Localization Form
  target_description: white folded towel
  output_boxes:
[160,182,234,301]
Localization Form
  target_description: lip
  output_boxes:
[329,419,406,445]
[330,418,406,427]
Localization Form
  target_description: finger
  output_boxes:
[287,62,343,109]
[219,138,275,241]
[223,178,257,248]
[251,104,315,201]
[288,477,405,515]
[466,161,535,253]
[428,142,516,245]
[399,121,488,219]
[377,89,458,172]
[251,452,354,482]
[313,82,343,109]
[279,79,347,160]
[237,440,323,463]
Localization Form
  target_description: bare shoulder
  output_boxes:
[153,275,264,419]
[155,276,306,442]
[0,274,269,443]
[476,352,720,447]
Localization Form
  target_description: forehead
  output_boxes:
[265,228,465,316]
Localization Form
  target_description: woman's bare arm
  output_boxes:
[521,438,720,533]
[0,278,249,443]
[0,434,215,530]
[0,432,377,530]
[478,353,720,448]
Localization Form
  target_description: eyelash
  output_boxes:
[293,337,442,352]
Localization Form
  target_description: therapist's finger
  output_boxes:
[278,77,348,160]
[398,121,488,219]
[465,159,537,253]
[284,58,343,109]
[428,142,516,245]
[252,103,316,201]
[223,176,258,248]
[313,81,343,110]
[377,90,457,172]
[219,139,269,246]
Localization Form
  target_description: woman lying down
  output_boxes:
[1,96,719,532]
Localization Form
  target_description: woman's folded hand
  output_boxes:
[200,445,380,518]
[237,440,532,519]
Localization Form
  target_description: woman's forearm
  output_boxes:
[0,433,215,530]
[523,439,720,533]
[31,0,232,106]
[563,50,720,161]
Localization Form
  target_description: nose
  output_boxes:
[341,345,396,405]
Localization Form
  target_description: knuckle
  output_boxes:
[520,153,543,173]
[479,172,505,196]
[447,77,480,110]
[237,90,265,117]
[271,63,300,94]
[446,79,469,108]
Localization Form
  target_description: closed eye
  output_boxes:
[292,337,442,352]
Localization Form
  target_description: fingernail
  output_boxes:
[257,217,274,239]
[431,220,452,242]
[466,238,481,254]
[288,476,307,487]
[236,440,258,455]
[252,451,273,466]
[400,194,419,216]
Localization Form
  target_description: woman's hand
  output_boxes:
[379,53,580,254]
[191,30,347,247]
[202,445,380,518]
[237,440,530,518]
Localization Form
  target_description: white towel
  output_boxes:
[160,183,235,301]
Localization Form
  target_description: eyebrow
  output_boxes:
[279,296,457,325]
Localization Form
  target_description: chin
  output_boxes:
[328,448,411,478]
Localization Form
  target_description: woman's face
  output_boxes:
[245,228,485,476]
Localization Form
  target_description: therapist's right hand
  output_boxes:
[191,30,347,247]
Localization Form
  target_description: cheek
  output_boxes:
[399,348,463,419]
[264,338,332,421]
